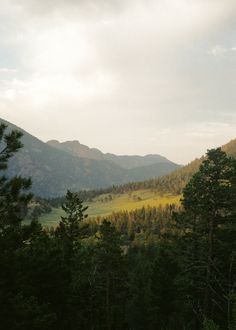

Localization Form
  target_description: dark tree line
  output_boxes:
[84,204,179,245]
[0,124,236,329]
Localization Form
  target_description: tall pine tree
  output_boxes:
[177,148,236,329]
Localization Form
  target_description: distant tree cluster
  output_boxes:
[27,197,52,221]
[86,203,179,244]
[0,125,236,329]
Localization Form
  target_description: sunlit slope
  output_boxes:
[39,190,181,227]
[87,190,180,215]
[119,138,236,195]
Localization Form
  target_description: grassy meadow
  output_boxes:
[39,189,181,227]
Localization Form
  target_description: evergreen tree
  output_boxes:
[126,247,153,329]
[150,241,184,329]
[93,220,127,330]
[0,123,32,229]
[0,123,36,328]
[177,148,236,328]
[57,190,88,242]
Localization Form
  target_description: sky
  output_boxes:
[0,0,236,164]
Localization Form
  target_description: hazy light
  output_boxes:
[1,0,236,163]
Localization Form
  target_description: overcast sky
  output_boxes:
[1,0,236,164]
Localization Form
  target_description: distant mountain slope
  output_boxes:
[1,118,180,197]
[2,120,128,197]
[47,140,105,161]
[126,161,181,182]
[47,140,174,169]
[222,138,236,158]
[118,138,236,195]
[104,153,173,169]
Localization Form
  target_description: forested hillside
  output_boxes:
[113,138,236,195]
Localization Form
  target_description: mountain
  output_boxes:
[1,118,180,197]
[118,138,236,195]
[47,140,105,161]
[222,138,236,158]
[47,140,174,169]
[105,153,172,169]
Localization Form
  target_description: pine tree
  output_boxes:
[94,220,127,330]
[177,148,236,328]
[56,190,88,244]
[0,123,32,229]
[0,123,35,328]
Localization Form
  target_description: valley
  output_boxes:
[38,189,181,227]
[1,118,236,329]
[2,2,236,327]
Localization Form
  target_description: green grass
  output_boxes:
[39,189,181,227]
[37,208,65,227]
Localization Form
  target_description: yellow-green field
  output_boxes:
[39,190,181,227]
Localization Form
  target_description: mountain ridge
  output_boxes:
[46,139,175,169]
[114,138,236,195]
[0,118,180,197]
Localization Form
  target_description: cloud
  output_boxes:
[1,0,236,163]
[0,68,17,73]
[208,45,227,56]
[208,45,236,56]
[9,0,127,19]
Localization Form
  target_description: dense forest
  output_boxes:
[0,124,236,329]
